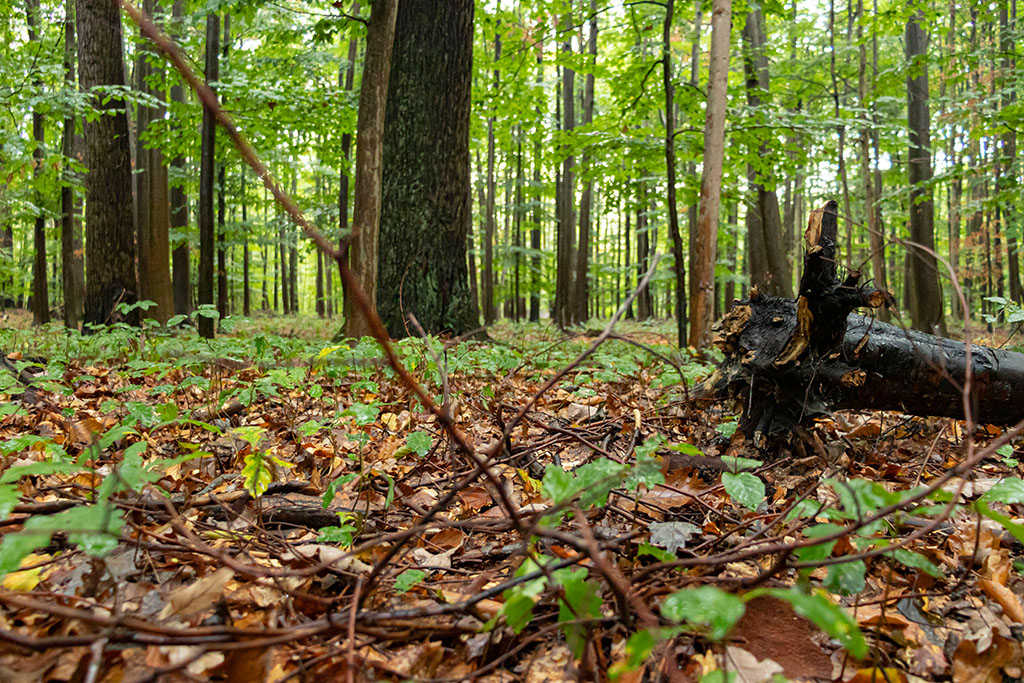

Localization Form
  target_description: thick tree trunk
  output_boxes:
[376,0,476,337]
[78,0,138,327]
[343,0,396,338]
[338,8,358,319]
[690,0,731,349]
[197,12,218,337]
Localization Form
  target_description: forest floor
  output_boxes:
[0,311,1021,682]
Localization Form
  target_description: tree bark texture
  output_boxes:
[663,0,687,347]
[26,0,49,325]
[482,20,500,325]
[573,0,598,325]
[554,21,576,329]
[343,0,396,338]
[62,0,84,330]
[703,200,1024,444]
[690,0,731,349]
[198,12,219,338]
[740,5,792,300]
[905,11,946,335]
[377,0,477,337]
[169,0,189,317]
[78,0,138,327]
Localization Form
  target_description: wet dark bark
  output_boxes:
[197,12,218,337]
[377,0,476,337]
[705,200,1024,443]
[78,0,138,327]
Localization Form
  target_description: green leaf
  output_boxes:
[660,586,745,641]
[241,450,273,498]
[982,478,1024,504]
[503,592,537,633]
[824,560,866,596]
[796,524,842,563]
[722,471,765,511]
[719,455,762,472]
[638,543,677,563]
[344,402,379,426]
[887,548,944,578]
[764,588,868,658]
[575,459,627,508]
[557,568,602,658]
[394,569,426,594]
[406,431,432,457]
[0,484,19,519]
[541,465,577,505]
[976,501,1024,545]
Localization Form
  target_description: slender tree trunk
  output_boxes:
[636,199,650,321]
[554,15,576,328]
[1000,3,1022,304]
[343,0,397,338]
[169,0,189,316]
[26,0,49,325]
[663,0,686,345]
[339,5,359,318]
[690,0,731,349]
[242,171,250,316]
[62,0,84,329]
[572,0,598,325]
[857,0,888,320]
[482,17,500,325]
[906,10,946,334]
[215,15,230,321]
[530,56,543,323]
[197,12,219,337]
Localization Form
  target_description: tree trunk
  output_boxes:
[857,0,887,321]
[376,0,476,337]
[690,0,731,349]
[573,0,598,326]
[343,0,396,338]
[482,17,500,326]
[78,0,138,327]
[741,5,792,300]
[706,200,1024,443]
[242,171,250,317]
[216,15,230,322]
[554,18,576,329]
[61,0,84,330]
[530,56,543,324]
[905,10,946,334]
[197,12,219,337]
[338,5,359,319]
[663,0,686,346]
[26,0,49,325]
[170,0,189,317]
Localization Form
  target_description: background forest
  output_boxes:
[1,0,1015,342]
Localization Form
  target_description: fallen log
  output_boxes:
[702,200,1024,442]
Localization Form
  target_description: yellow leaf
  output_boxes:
[2,553,51,591]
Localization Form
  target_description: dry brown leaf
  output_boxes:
[158,566,234,620]
[978,578,1024,623]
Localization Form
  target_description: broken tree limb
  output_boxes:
[702,200,1024,441]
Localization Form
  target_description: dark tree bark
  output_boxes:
[663,0,686,346]
[529,53,543,323]
[78,0,138,327]
[197,12,219,338]
[61,0,84,330]
[338,5,359,321]
[553,17,576,329]
[377,0,477,337]
[170,0,189,316]
[905,10,946,334]
[482,16,500,325]
[574,0,598,325]
[706,200,1024,442]
[216,15,230,322]
[741,4,792,300]
[1000,3,1021,305]
[242,171,250,317]
[343,0,397,338]
[26,0,49,325]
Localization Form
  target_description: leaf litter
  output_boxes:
[0,316,1021,681]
